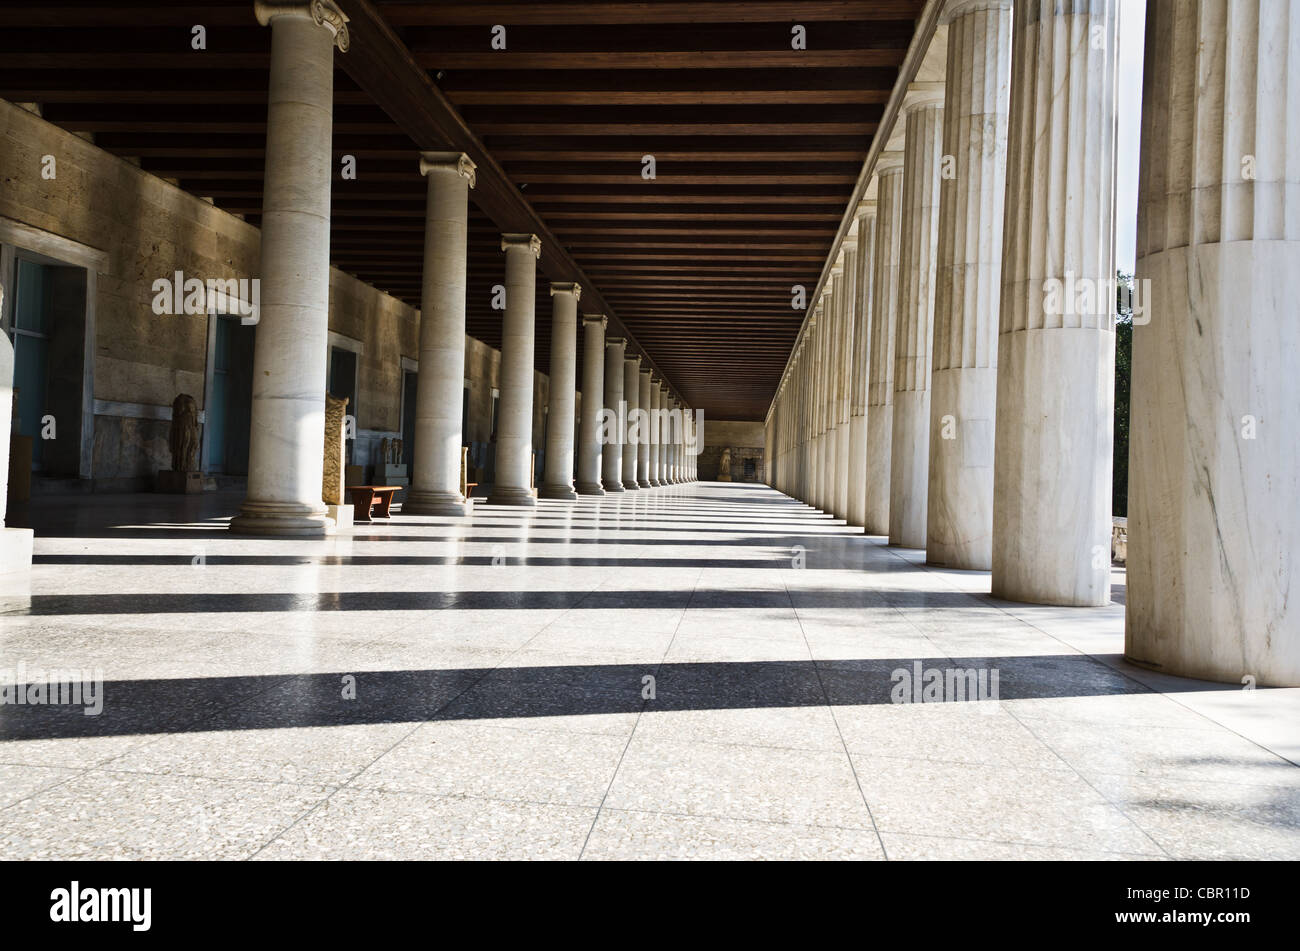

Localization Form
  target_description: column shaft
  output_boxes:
[232,4,345,536]
[992,0,1119,605]
[601,337,626,491]
[405,151,475,516]
[487,233,541,506]
[889,98,945,550]
[865,157,906,535]
[575,315,607,494]
[1126,0,1300,684]
[621,355,642,489]
[848,199,877,528]
[926,0,1013,568]
[636,369,652,486]
[539,282,581,499]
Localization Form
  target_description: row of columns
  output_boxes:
[767,0,1298,684]
[230,1,695,536]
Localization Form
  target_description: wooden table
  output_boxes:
[348,485,403,523]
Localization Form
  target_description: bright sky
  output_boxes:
[1115,0,1147,273]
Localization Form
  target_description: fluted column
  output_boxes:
[621,353,642,489]
[865,152,906,535]
[403,151,476,516]
[836,248,856,518]
[636,367,652,487]
[822,272,839,512]
[992,0,1119,605]
[889,93,945,550]
[576,315,607,495]
[539,281,582,500]
[926,0,1013,568]
[815,298,830,510]
[848,196,877,528]
[601,336,626,492]
[231,0,347,536]
[825,278,842,511]
[1127,0,1300,684]
[487,233,542,506]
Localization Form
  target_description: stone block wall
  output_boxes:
[700,418,766,481]
[0,99,553,491]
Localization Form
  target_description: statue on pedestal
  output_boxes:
[169,394,199,472]
[717,447,732,482]
[157,393,203,493]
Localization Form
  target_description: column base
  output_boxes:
[538,484,579,501]
[602,482,626,493]
[637,480,652,488]
[0,527,34,575]
[229,500,332,537]
[575,482,606,496]
[622,480,641,491]
[403,489,471,517]
[486,486,537,507]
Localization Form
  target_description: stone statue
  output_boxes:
[717,447,732,482]
[380,437,390,467]
[169,394,199,472]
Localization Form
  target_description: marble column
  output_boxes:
[926,0,1012,569]
[487,233,542,506]
[865,152,906,535]
[636,367,653,487]
[1126,0,1299,685]
[231,0,347,536]
[670,397,681,483]
[814,299,830,510]
[992,0,1118,606]
[539,282,581,500]
[621,353,642,490]
[647,381,661,486]
[824,279,841,512]
[404,151,476,517]
[663,398,676,483]
[889,93,945,550]
[0,285,33,574]
[835,248,856,519]
[848,195,877,529]
[601,336,626,492]
[808,327,816,504]
[575,314,607,495]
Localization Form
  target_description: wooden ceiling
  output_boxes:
[0,0,923,420]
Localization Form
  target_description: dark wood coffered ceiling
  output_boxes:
[0,0,923,420]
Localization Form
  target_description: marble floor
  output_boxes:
[0,482,1297,860]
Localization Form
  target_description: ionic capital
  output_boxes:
[550,281,582,300]
[501,233,542,258]
[582,313,607,328]
[419,151,476,187]
[254,0,349,51]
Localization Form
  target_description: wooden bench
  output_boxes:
[348,485,403,523]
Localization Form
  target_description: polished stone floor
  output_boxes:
[0,482,1297,860]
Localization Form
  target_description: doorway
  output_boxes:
[328,345,358,464]
[6,254,88,477]
[205,315,255,475]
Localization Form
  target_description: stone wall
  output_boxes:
[0,99,551,491]
[700,418,765,481]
